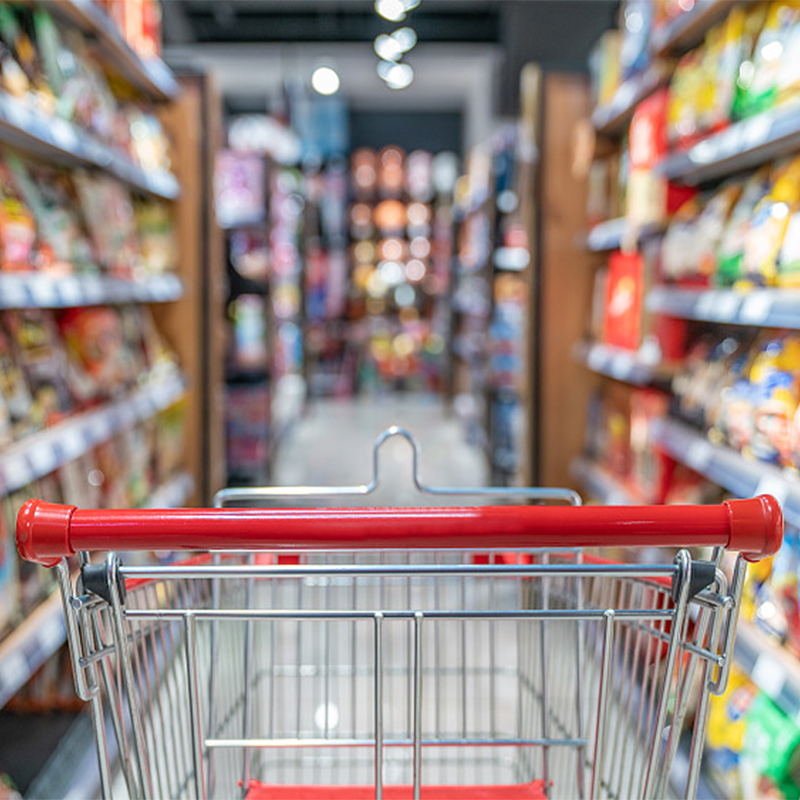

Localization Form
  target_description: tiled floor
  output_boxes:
[271,395,489,507]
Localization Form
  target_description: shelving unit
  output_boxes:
[657,103,800,186]
[0,372,186,496]
[735,619,800,725]
[586,217,666,252]
[592,63,670,137]
[0,3,225,742]
[0,273,182,309]
[571,457,646,505]
[0,467,192,711]
[0,93,179,201]
[650,416,800,530]
[578,3,800,792]
[49,0,180,101]
[651,0,735,57]
[0,590,66,711]
[574,340,675,387]
[646,286,800,329]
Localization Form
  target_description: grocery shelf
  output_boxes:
[0,371,186,497]
[586,217,666,252]
[142,472,194,509]
[0,92,180,200]
[657,102,800,185]
[646,286,800,329]
[49,0,179,102]
[652,0,736,57]
[493,247,530,271]
[650,416,800,530]
[0,588,65,710]
[0,273,182,309]
[571,458,648,505]
[592,64,670,136]
[574,340,675,386]
[735,618,800,725]
[586,218,626,251]
[0,470,193,711]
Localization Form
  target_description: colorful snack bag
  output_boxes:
[742,155,800,286]
[717,166,772,286]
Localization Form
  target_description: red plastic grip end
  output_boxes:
[724,495,784,562]
[16,499,77,567]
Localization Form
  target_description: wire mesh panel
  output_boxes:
[62,546,737,800]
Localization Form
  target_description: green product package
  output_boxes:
[742,692,800,797]
[716,167,771,286]
[735,2,800,120]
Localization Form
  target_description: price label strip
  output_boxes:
[752,654,787,702]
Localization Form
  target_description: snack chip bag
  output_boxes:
[717,166,772,286]
[742,155,800,286]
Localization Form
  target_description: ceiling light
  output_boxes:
[375,0,407,21]
[377,60,395,80]
[311,66,340,95]
[374,34,403,61]
[392,27,417,52]
[382,62,414,90]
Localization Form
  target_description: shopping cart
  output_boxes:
[16,427,783,800]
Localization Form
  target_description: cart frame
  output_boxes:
[16,428,783,800]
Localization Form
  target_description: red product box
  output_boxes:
[628,89,697,225]
[603,250,643,351]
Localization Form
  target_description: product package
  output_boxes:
[736,1,800,120]
[716,166,772,286]
[3,308,73,428]
[603,250,644,351]
[742,155,800,286]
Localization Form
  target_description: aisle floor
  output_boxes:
[271,395,489,506]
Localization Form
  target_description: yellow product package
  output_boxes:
[741,155,800,286]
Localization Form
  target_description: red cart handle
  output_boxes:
[16,496,782,567]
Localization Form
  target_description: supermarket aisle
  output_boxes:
[272,396,489,505]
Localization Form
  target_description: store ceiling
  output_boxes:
[163,0,617,124]
[163,1,616,66]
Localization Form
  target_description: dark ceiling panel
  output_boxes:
[168,7,501,44]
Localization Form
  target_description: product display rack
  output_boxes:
[651,0,735,56]
[0,4,220,780]
[650,416,800,531]
[735,619,800,725]
[0,273,182,309]
[592,62,671,137]
[586,217,667,252]
[570,457,646,506]
[0,371,185,496]
[48,0,179,101]
[574,340,676,388]
[657,102,800,186]
[646,286,800,329]
[0,467,192,712]
[0,92,179,200]
[578,3,800,792]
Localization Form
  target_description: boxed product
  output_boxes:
[628,89,697,227]
[603,250,644,351]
